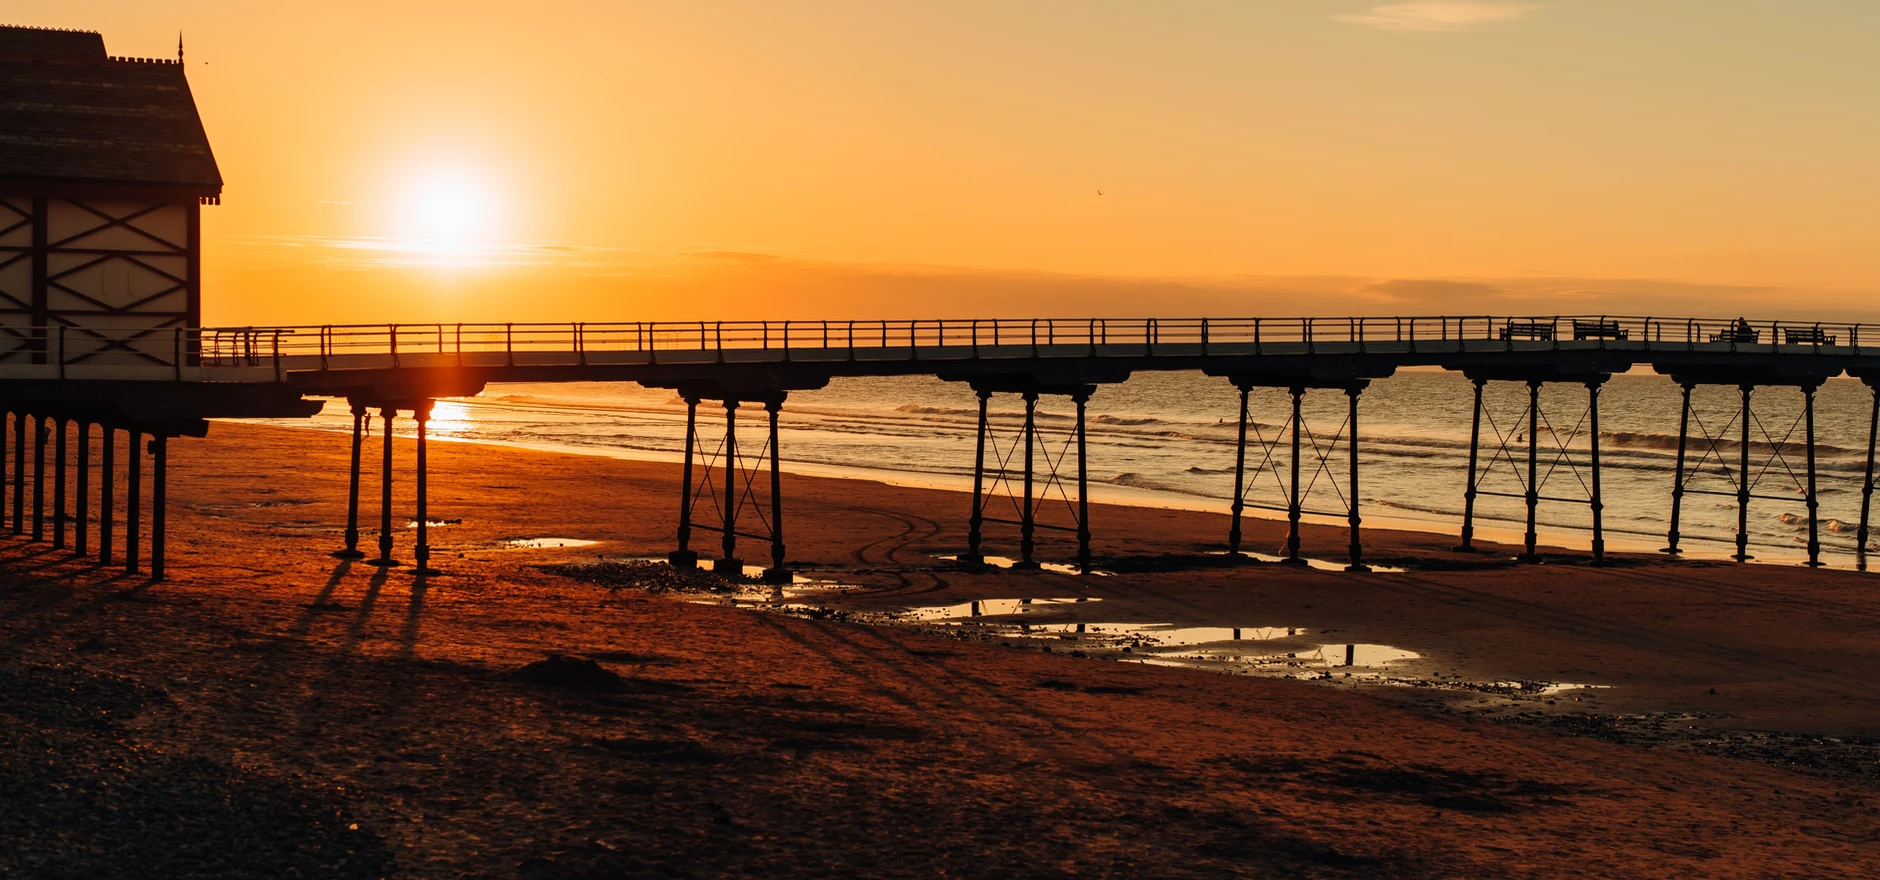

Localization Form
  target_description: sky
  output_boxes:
[12,1,1880,324]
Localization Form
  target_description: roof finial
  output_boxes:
[177,32,184,63]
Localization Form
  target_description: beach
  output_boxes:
[5,420,1880,877]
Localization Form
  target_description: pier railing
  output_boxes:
[0,315,1869,381]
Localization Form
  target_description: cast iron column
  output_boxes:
[151,435,166,581]
[1734,385,1753,561]
[32,415,45,542]
[965,390,990,564]
[1346,385,1366,571]
[12,410,23,535]
[101,426,114,564]
[763,398,788,583]
[127,430,140,574]
[1284,386,1304,564]
[1522,381,1540,561]
[1075,392,1091,575]
[1860,385,1879,570]
[52,417,65,549]
[671,396,698,567]
[717,400,740,573]
[1665,383,1693,554]
[374,407,399,567]
[1805,385,1822,567]
[335,401,366,559]
[1456,379,1484,552]
[1019,391,1038,567]
[75,421,88,556]
[414,401,437,576]
[1589,381,1606,564]
[1228,384,1250,556]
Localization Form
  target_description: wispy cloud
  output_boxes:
[1335,2,1542,32]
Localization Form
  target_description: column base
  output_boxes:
[712,557,743,574]
[1516,553,1541,563]
[1804,560,1826,568]
[1344,563,1371,573]
[331,548,366,560]
[762,566,792,584]
[1659,546,1682,555]
[369,557,404,568]
[1278,557,1308,567]
[1732,553,1754,562]
[956,553,985,566]
[668,549,698,568]
[1010,560,1041,570]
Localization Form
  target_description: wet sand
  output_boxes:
[4,421,1880,877]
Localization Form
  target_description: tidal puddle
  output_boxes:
[1208,551,1408,574]
[505,537,601,549]
[935,555,1113,576]
[900,597,1100,620]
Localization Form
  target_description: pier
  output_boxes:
[3,314,1876,580]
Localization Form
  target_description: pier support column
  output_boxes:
[372,407,400,567]
[964,390,990,564]
[1588,382,1606,565]
[52,417,66,549]
[1075,392,1091,575]
[1805,385,1822,568]
[127,428,140,574]
[75,422,88,557]
[1456,379,1484,552]
[1860,385,1878,571]
[335,402,366,559]
[1734,385,1753,562]
[32,415,45,542]
[101,425,114,564]
[1520,381,1540,562]
[1,412,8,529]
[715,400,741,574]
[1665,383,1693,555]
[1228,384,1250,556]
[1346,385,1367,572]
[670,396,699,568]
[413,401,438,577]
[1018,391,1038,568]
[763,399,789,584]
[1283,387,1305,565]
[12,411,23,535]
[151,435,166,581]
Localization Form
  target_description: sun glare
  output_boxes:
[397,168,499,251]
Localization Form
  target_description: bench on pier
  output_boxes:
[1572,320,1629,340]
[1709,327,1761,343]
[1500,321,1555,341]
[1783,327,1835,345]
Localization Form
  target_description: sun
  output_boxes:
[397,168,499,249]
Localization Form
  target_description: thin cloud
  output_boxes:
[1335,2,1542,32]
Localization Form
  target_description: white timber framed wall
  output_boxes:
[0,193,202,366]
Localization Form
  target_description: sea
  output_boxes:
[250,369,1880,568]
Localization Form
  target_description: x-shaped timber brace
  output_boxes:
[962,387,1093,574]
[1455,376,1611,563]
[3,407,184,579]
[1226,382,1370,571]
[669,394,790,583]
[1662,382,1822,566]
[332,399,442,576]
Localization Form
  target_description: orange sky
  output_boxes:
[14,2,1880,324]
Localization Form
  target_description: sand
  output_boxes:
[3,421,1880,878]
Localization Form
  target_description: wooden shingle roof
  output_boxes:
[0,25,222,198]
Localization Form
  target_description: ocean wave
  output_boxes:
[1091,414,1164,426]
